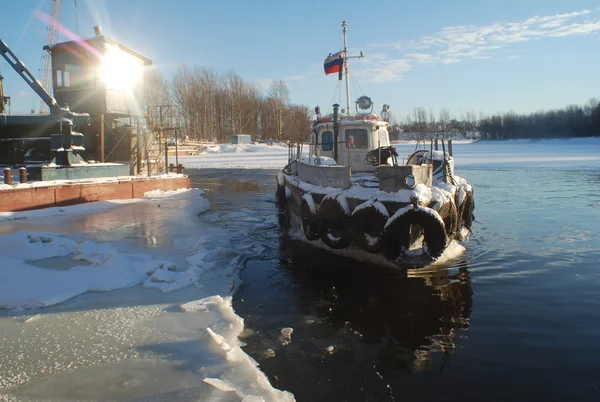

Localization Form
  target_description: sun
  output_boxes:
[99,44,143,92]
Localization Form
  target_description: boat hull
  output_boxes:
[277,172,474,269]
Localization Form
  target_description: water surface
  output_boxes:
[192,139,600,401]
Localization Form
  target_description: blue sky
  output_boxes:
[2,0,599,119]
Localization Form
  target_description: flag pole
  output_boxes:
[342,20,350,113]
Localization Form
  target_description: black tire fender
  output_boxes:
[381,205,447,261]
[437,200,458,237]
[457,185,475,230]
[350,199,389,252]
[300,194,319,241]
[276,183,287,212]
[318,194,352,249]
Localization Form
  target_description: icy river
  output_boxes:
[1,138,600,401]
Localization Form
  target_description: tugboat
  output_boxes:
[275,21,475,268]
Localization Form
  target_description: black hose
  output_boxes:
[364,146,398,166]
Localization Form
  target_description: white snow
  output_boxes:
[300,155,338,166]
[0,187,294,401]
[352,199,390,218]
[0,173,186,191]
[301,193,317,214]
[384,205,414,231]
[0,229,215,309]
[181,143,290,169]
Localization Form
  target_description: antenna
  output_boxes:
[341,21,364,113]
[34,0,64,114]
[342,21,350,113]
[74,0,79,35]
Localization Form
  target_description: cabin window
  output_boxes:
[63,71,71,88]
[56,69,63,87]
[345,129,368,149]
[378,129,390,146]
[321,131,333,151]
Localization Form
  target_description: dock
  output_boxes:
[0,174,190,212]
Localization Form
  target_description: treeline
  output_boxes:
[478,100,600,139]
[395,99,600,140]
[144,66,600,142]
[144,66,311,143]
[394,108,479,140]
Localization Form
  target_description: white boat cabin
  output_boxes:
[310,112,391,173]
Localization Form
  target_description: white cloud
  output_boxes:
[362,9,600,82]
[358,59,412,83]
[282,74,306,82]
[404,53,439,62]
[253,79,273,90]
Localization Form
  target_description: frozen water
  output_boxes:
[0,188,294,401]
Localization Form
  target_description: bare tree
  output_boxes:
[439,108,450,134]
[268,80,290,140]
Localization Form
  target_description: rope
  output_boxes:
[356,178,379,188]
[326,81,343,115]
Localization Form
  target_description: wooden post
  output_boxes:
[19,167,27,184]
[164,141,169,173]
[3,168,12,185]
[175,129,179,169]
[100,113,105,162]
[136,117,142,175]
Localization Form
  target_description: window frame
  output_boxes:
[321,130,333,151]
[344,128,369,149]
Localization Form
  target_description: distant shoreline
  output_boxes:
[392,136,600,145]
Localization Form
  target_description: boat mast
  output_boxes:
[341,21,363,113]
[342,20,350,113]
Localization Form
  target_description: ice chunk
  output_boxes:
[203,377,238,392]
[280,327,293,346]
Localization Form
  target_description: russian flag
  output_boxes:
[324,51,344,75]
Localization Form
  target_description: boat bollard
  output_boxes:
[177,164,185,174]
[169,163,175,173]
[3,168,12,185]
[19,167,27,183]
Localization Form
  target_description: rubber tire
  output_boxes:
[350,201,389,253]
[301,195,319,241]
[381,206,447,261]
[276,184,287,212]
[318,195,352,249]
[459,191,475,230]
[438,200,458,237]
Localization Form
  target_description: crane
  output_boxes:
[34,0,63,114]
[1,66,9,114]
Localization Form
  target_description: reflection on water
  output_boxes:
[193,157,600,402]
[0,193,210,252]
[185,168,477,400]
[234,231,473,400]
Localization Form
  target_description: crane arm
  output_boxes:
[0,38,59,113]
